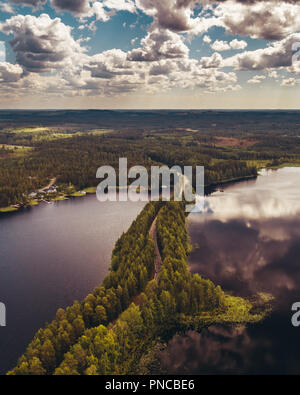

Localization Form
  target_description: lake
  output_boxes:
[160,167,300,375]
[0,193,146,374]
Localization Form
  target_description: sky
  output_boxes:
[0,0,300,109]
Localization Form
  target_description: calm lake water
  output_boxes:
[161,168,300,375]
[0,193,146,374]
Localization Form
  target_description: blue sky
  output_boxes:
[0,0,299,109]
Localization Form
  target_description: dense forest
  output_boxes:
[3,115,300,209]
[8,200,266,375]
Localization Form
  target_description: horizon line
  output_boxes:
[0,108,300,111]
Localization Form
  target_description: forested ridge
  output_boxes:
[8,200,266,375]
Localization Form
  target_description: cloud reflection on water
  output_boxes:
[161,168,300,375]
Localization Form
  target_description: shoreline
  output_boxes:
[0,166,288,215]
[0,186,97,215]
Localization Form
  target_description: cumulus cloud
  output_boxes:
[3,0,300,101]
[281,77,297,86]
[247,75,265,84]
[104,0,136,13]
[211,40,231,52]
[79,48,239,96]
[132,0,300,40]
[203,35,211,44]
[230,39,247,50]
[211,38,247,51]
[85,49,140,79]
[127,28,189,61]
[79,54,144,95]
[9,0,46,8]
[51,0,136,19]
[267,70,278,78]
[11,0,300,44]
[136,0,195,32]
[149,59,178,76]
[51,0,91,15]
[215,1,300,40]
[0,2,14,13]
[0,14,86,73]
[224,33,300,72]
[0,62,23,83]
[200,52,223,68]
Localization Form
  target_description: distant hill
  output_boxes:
[1,110,300,135]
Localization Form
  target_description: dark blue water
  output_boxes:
[0,194,146,374]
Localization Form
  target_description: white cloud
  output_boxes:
[215,1,300,40]
[248,75,266,84]
[200,52,223,69]
[267,70,278,79]
[203,35,211,44]
[281,77,297,86]
[127,28,189,61]
[224,33,300,73]
[0,14,87,73]
[103,0,136,13]
[9,0,46,8]
[50,0,136,20]
[0,2,14,13]
[136,0,195,32]
[211,38,247,52]
[230,39,247,50]
[211,40,231,52]
[0,62,23,83]
[51,0,91,16]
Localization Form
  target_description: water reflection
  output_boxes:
[161,168,300,374]
[200,169,300,220]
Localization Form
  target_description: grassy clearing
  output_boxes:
[0,144,33,158]
[52,196,67,201]
[36,133,77,141]
[9,127,51,134]
[0,206,19,213]
[0,128,85,144]
[256,292,274,303]
[246,160,269,169]
[247,159,300,171]
[28,200,39,206]
[70,191,86,197]
[83,187,97,194]
[190,294,271,329]
[271,162,300,169]
[88,129,113,136]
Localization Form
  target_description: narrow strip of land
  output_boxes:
[149,217,162,281]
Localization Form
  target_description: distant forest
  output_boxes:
[1,110,300,209]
